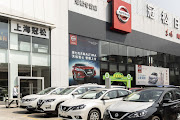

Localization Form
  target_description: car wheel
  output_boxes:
[151,116,161,120]
[88,109,100,120]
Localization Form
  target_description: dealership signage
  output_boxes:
[136,65,169,86]
[11,20,49,39]
[108,0,131,33]
[74,0,97,11]
[69,34,100,85]
[103,72,133,88]
[147,4,173,26]
[146,4,180,40]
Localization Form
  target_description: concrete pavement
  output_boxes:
[0,105,62,120]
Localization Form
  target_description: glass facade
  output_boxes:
[100,41,180,86]
[0,18,51,101]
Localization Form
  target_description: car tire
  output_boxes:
[151,116,161,120]
[87,109,100,120]
[55,103,61,115]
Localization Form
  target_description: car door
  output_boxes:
[173,89,180,116]
[162,91,178,120]
[101,90,121,113]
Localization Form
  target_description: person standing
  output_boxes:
[8,85,19,107]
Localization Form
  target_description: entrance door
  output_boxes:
[18,77,44,97]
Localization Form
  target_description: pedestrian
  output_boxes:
[8,85,19,107]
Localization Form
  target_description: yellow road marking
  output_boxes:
[23,115,39,120]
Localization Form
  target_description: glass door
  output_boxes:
[20,79,42,97]
[18,77,44,98]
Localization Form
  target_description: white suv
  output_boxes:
[37,84,103,114]
[20,87,64,112]
[59,88,131,120]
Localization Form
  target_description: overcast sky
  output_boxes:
[148,0,180,17]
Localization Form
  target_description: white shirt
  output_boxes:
[13,87,18,96]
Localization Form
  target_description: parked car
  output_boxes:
[72,63,96,82]
[148,72,158,84]
[59,88,131,120]
[37,84,103,115]
[20,87,64,112]
[103,88,180,120]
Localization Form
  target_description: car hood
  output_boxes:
[22,94,44,99]
[40,95,72,100]
[108,101,154,112]
[62,99,98,106]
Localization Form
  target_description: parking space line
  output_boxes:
[23,115,39,120]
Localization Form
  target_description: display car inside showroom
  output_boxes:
[0,0,180,105]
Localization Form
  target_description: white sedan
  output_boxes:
[59,88,131,120]
[20,87,64,112]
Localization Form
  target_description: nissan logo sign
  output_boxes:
[71,36,77,41]
[116,6,130,23]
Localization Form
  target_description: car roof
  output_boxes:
[143,87,178,92]
[68,84,103,88]
[90,87,129,91]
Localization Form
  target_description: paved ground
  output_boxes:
[0,105,62,120]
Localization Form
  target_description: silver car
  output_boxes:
[148,72,158,84]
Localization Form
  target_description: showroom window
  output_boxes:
[100,41,109,61]
[119,44,127,64]
[32,65,50,88]
[18,64,31,76]
[127,46,136,64]
[0,19,8,49]
[10,33,31,52]
[0,63,8,101]
[32,37,49,54]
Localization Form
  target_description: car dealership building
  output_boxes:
[0,0,180,100]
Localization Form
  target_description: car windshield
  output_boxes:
[80,90,107,99]
[76,64,86,66]
[123,90,163,102]
[37,87,56,95]
[58,87,76,95]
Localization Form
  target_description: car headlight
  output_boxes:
[128,110,147,118]
[45,99,55,102]
[72,104,86,110]
[29,98,37,101]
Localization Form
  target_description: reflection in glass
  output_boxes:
[32,37,49,54]
[100,41,109,61]
[127,46,136,64]
[0,63,8,101]
[32,66,50,88]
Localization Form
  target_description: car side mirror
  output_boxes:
[163,98,172,103]
[102,96,110,100]
[72,92,78,96]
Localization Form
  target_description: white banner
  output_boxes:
[11,20,49,39]
[136,65,169,85]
